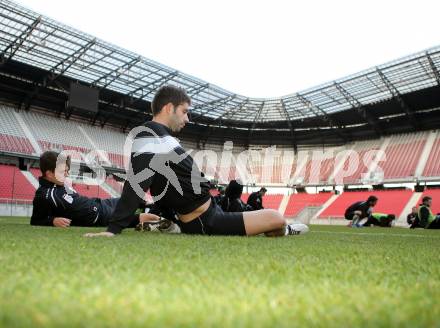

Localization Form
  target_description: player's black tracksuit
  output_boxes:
[247,192,264,210]
[106,121,246,236]
[30,177,140,227]
[344,201,372,221]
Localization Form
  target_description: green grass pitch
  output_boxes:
[1,216,439,327]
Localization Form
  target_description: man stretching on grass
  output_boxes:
[362,213,395,227]
[344,195,378,228]
[85,85,308,238]
[31,151,158,228]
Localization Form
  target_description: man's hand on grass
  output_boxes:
[83,232,115,238]
[53,217,71,228]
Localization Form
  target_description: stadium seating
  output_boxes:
[105,176,124,194]
[0,105,439,187]
[381,132,427,179]
[333,140,381,184]
[319,190,414,218]
[31,166,112,199]
[0,134,34,154]
[284,192,333,217]
[0,164,36,201]
[70,183,111,199]
[261,194,284,210]
[422,137,440,177]
[20,110,127,168]
[239,193,282,210]
[303,156,335,185]
[0,105,35,154]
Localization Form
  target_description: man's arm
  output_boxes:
[106,180,152,234]
[93,149,156,235]
[30,192,72,227]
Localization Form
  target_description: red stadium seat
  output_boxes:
[0,164,36,201]
[284,193,333,217]
[0,133,34,154]
[423,138,440,177]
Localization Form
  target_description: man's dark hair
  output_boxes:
[151,85,191,116]
[367,195,378,203]
[387,214,396,220]
[422,196,432,203]
[39,151,71,176]
[260,187,267,193]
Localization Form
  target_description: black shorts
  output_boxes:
[178,199,246,236]
[345,212,356,221]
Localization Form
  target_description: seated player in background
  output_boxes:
[407,206,420,229]
[247,187,267,210]
[30,151,157,228]
[363,213,395,227]
[344,195,378,228]
[220,180,253,212]
[418,196,440,229]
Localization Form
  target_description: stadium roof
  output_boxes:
[0,0,440,126]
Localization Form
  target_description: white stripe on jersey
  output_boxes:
[50,188,57,207]
[132,135,180,154]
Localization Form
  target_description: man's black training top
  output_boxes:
[31,177,101,226]
[344,201,372,218]
[107,121,211,234]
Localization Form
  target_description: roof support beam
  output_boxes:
[426,52,440,86]
[191,95,237,122]
[92,56,141,88]
[215,98,249,121]
[375,67,417,129]
[50,38,96,80]
[280,98,298,152]
[187,83,210,97]
[296,93,348,142]
[252,101,265,127]
[136,71,179,100]
[20,39,96,111]
[247,101,265,141]
[333,82,382,137]
[0,16,41,65]
[192,94,236,111]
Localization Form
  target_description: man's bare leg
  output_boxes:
[243,209,286,237]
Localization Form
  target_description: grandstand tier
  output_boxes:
[2,105,440,185]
